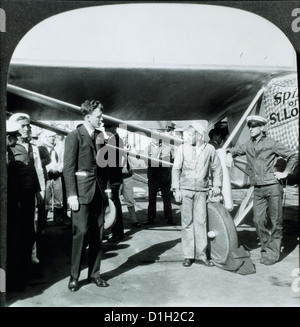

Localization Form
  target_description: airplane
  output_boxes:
[6,63,298,271]
[4,3,299,270]
[6,63,299,224]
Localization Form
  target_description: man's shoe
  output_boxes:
[264,258,277,266]
[68,277,79,292]
[195,259,215,267]
[88,277,109,287]
[182,258,193,267]
[131,222,141,228]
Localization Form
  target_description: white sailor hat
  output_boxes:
[188,121,207,135]
[8,113,30,123]
[246,115,267,125]
[6,120,21,134]
[104,198,116,230]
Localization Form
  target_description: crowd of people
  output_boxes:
[5,101,298,292]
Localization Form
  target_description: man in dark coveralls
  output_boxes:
[226,115,298,266]
[63,100,109,292]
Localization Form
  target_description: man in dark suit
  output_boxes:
[63,100,109,292]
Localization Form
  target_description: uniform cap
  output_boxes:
[8,113,30,123]
[6,120,21,134]
[166,121,176,130]
[246,115,267,125]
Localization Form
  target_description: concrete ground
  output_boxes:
[5,177,300,307]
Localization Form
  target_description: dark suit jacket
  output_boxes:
[63,124,107,205]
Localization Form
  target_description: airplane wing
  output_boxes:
[7,63,294,122]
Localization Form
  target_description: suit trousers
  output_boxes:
[253,183,283,262]
[181,189,208,260]
[71,186,104,280]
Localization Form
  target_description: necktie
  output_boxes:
[91,131,95,141]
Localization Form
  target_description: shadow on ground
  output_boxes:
[5,207,181,305]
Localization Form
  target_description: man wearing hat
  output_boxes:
[226,115,298,265]
[39,129,64,225]
[8,113,43,289]
[6,121,22,291]
[165,121,176,133]
[6,120,20,149]
[172,122,222,267]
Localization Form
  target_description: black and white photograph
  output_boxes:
[0,1,299,310]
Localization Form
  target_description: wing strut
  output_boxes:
[7,84,182,146]
[221,87,266,226]
[7,84,267,227]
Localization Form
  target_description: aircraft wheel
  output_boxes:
[207,202,238,265]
